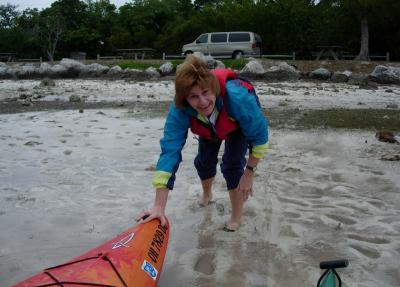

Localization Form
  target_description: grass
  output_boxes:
[117,58,250,70]
[267,108,400,131]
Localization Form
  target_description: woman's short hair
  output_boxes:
[174,55,220,109]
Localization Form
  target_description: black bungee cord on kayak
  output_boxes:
[34,253,127,287]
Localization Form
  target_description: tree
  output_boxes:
[35,8,65,61]
[339,0,396,61]
[0,3,20,28]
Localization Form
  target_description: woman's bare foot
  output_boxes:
[199,191,213,207]
[223,220,240,232]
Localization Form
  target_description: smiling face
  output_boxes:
[186,85,216,117]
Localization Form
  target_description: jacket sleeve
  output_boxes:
[225,80,269,158]
[153,104,190,188]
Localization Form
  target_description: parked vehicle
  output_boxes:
[182,31,262,59]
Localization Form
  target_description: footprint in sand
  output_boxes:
[347,234,390,244]
[194,253,215,275]
[350,244,381,259]
[325,214,357,225]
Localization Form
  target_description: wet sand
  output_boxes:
[0,79,400,286]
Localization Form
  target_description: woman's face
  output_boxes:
[186,85,216,117]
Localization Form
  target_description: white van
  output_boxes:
[182,31,262,59]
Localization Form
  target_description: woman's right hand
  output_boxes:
[136,188,169,226]
[136,205,167,226]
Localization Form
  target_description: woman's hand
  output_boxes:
[136,188,169,226]
[136,205,167,226]
[238,169,254,201]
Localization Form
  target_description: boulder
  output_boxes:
[107,65,123,75]
[331,71,352,83]
[124,68,153,80]
[240,60,265,74]
[370,65,400,84]
[39,63,56,78]
[81,63,109,77]
[15,64,41,79]
[264,62,300,81]
[310,68,331,80]
[0,63,15,79]
[50,64,69,77]
[158,62,174,76]
[145,66,161,78]
[215,60,225,69]
[58,58,85,78]
[348,73,368,85]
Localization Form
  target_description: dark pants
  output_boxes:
[194,130,248,190]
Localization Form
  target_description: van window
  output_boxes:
[229,33,250,42]
[211,33,227,43]
[196,34,208,44]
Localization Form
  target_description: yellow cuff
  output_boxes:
[251,143,269,159]
[153,171,172,189]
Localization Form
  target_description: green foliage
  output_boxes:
[1,0,399,60]
[221,59,249,70]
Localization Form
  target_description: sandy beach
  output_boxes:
[1,79,400,286]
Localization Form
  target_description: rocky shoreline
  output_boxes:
[1,56,400,85]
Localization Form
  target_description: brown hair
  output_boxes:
[174,55,220,109]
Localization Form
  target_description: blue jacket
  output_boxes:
[153,79,269,189]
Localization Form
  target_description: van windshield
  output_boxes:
[196,34,208,44]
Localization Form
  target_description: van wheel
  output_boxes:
[233,51,243,59]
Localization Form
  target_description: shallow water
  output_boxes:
[1,109,399,286]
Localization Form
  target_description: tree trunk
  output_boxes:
[356,14,370,61]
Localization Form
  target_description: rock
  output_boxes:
[0,63,15,79]
[264,62,300,81]
[81,63,109,77]
[19,93,31,99]
[191,52,219,69]
[145,66,160,78]
[58,58,85,78]
[375,130,398,144]
[107,65,123,75]
[158,62,174,76]
[69,95,82,102]
[39,63,55,78]
[215,60,225,69]
[40,78,55,87]
[15,64,40,79]
[50,64,69,77]
[331,71,352,83]
[370,65,400,84]
[348,73,368,85]
[358,81,378,90]
[386,103,398,109]
[240,60,265,74]
[310,68,331,80]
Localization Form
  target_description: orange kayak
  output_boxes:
[12,219,169,287]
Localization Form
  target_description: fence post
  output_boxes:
[386,52,389,62]
[97,54,100,60]
[162,53,165,60]
[292,52,296,60]
[40,57,42,63]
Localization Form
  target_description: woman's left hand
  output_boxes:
[238,169,254,201]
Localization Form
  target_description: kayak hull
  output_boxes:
[12,219,169,287]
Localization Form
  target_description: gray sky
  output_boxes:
[0,0,132,11]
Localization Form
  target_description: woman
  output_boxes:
[137,55,268,231]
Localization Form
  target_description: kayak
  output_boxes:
[12,219,169,287]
